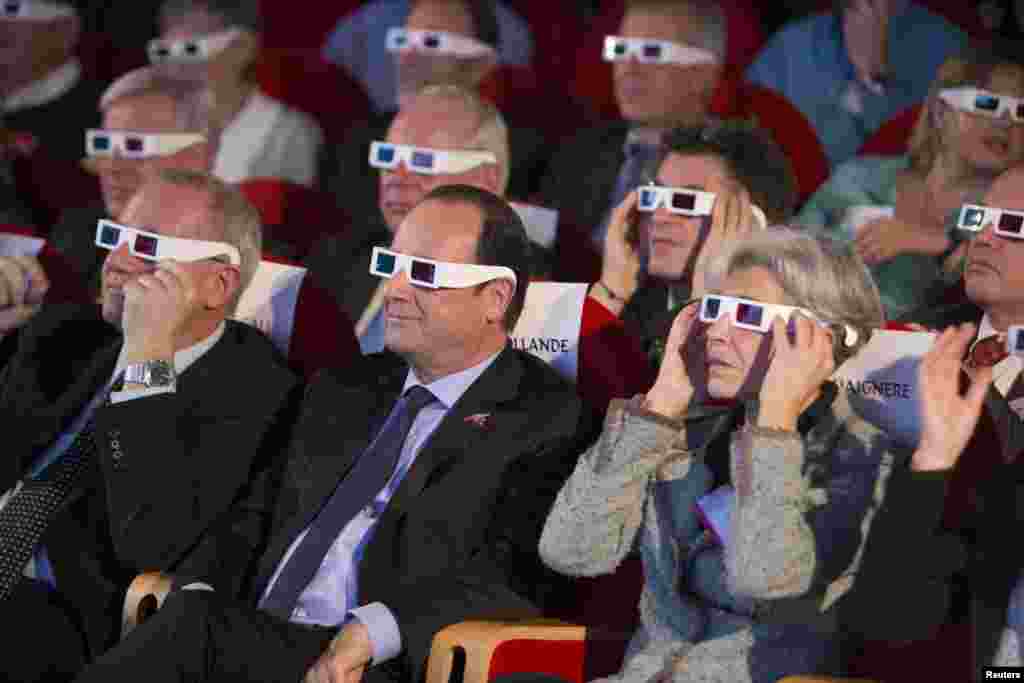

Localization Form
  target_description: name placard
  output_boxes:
[831,329,936,448]
[510,282,588,382]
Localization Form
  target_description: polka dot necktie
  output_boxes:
[0,421,96,601]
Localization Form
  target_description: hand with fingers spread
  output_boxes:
[913,322,992,472]
[757,314,837,431]
[853,216,947,266]
[596,190,644,314]
[0,255,49,339]
[303,621,372,683]
[691,183,761,297]
[121,259,199,362]
[643,301,706,418]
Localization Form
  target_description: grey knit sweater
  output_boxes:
[539,390,903,683]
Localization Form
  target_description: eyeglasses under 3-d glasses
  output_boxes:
[697,294,858,347]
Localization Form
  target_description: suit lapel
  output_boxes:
[387,347,522,516]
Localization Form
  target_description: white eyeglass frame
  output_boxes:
[369,246,517,290]
[368,141,497,176]
[384,27,495,59]
[697,294,858,347]
[147,28,241,65]
[637,185,716,216]
[602,35,718,66]
[85,130,206,159]
[938,87,1024,123]
[0,0,73,21]
[957,203,1024,240]
[95,219,241,266]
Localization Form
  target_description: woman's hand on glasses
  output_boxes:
[643,302,705,419]
[757,313,837,431]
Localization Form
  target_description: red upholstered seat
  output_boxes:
[12,152,102,232]
[233,254,358,380]
[257,0,360,51]
[741,84,830,204]
[238,178,350,260]
[857,104,922,157]
[255,48,370,144]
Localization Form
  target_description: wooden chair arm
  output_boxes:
[120,571,174,639]
[779,677,880,683]
[427,619,586,683]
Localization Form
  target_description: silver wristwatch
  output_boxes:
[122,359,176,388]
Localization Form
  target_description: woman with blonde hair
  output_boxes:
[798,41,1024,320]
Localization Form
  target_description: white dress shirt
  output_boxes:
[259,350,501,665]
[213,90,323,188]
[3,60,81,114]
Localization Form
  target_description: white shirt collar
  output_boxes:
[114,321,227,378]
[402,349,502,410]
[3,59,81,114]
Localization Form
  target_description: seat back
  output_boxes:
[511,282,589,382]
[741,84,830,203]
[857,104,922,157]
[238,178,349,260]
[233,256,358,378]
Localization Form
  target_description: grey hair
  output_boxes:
[152,168,262,314]
[417,83,510,194]
[626,0,727,61]
[706,227,885,366]
[100,67,210,133]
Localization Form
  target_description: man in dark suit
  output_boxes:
[76,184,596,683]
[539,0,732,249]
[306,84,510,351]
[843,166,1024,678]
[0,169,300,681]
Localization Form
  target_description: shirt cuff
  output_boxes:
[109,384,176,404]
[348,602,401,666]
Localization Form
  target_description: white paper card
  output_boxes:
[232,260,305,357]
[0,233,44,257]
[840,205,894,238]
[696,485,734,548]
[831,329,936,447]
[510,281,588,383]
[511,201,559,250]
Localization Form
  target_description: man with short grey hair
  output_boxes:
[47,66,216,300]
[0,170,300,681]
[540,0,731,248]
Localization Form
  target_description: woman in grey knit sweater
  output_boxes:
[539,230,905,682]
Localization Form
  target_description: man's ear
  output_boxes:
[204,264,242,310]
[483,277,514,326]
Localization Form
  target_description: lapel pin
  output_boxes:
[464,413,492,430]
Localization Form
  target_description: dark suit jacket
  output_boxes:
[248,347,598,683]
[0,304,302,657]
[539,120,629,233]
[845,299,1024,678]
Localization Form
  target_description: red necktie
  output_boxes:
[967,334,1007,370]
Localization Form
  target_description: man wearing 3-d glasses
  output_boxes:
[0,169,301,680]
[588,120,798,365]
